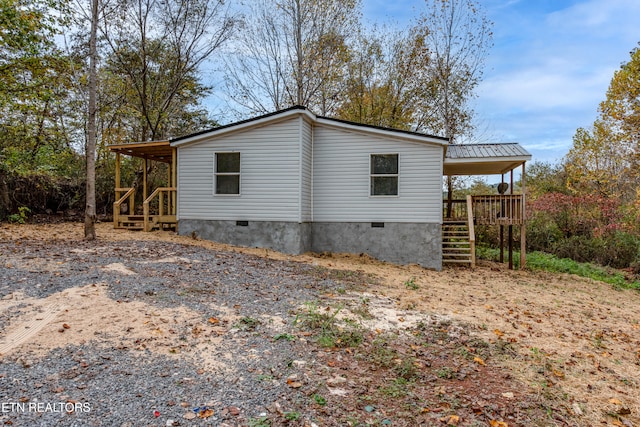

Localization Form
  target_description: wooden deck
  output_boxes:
[109,140,177,232]
[443,194,525,268]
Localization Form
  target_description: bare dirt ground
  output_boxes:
[1,222,639,427]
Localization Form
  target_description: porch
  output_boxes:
[108,140,177,232]
[442,143,532,270]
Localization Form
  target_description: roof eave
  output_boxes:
[316,117,449,147]
[170,107,316,147]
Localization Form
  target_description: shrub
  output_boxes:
[553,235,602,264]
[526,213,563,253]
[598,232,640,268]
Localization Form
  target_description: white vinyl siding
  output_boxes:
[313,125,442,223]
[300,118,313,222]
[177,118,301,221]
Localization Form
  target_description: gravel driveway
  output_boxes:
[0,238,358,427]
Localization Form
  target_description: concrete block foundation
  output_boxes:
[178,220,441,270]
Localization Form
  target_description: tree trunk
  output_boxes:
[85,0,99,240]
[0,172,11,219]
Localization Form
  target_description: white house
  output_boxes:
[109,106,531,271]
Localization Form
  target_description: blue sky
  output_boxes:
[362,0,640,164]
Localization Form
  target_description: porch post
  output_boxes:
[508,169,514,269]
[143,158,148,203]
[114,152,121,228]
[172,148,177,215]
[520,162,527,269]
[166,159,171,215]
[500,173,504,264]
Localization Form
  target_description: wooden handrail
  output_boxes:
[443,199,468,220]
[466,195,476,268]
[143,187,176,231]
[471,194,524,225]
[113,187,135,228]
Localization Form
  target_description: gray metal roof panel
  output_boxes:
[446,143,531,159]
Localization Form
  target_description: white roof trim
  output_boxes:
[315,117,449,147]
[170,107,449,148]
[170,108,317,147]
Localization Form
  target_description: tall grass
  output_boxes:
[476,246,640,290]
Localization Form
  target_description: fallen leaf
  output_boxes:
[473,356,485,366]
[552,369,565,378]
[198,408,214,418]
[609,398,623,405]
[286,379,303,388]
[440,414,459,425]
[493,329,504,337]
[208,317,219,324]
[62,323,70,329]
[490,421,508,427]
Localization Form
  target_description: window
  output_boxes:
[215,152,240,194]
[370,154,398,196]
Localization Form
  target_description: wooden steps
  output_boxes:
[442,220,473,266]
[118,215,145,230]
[116,215,176,231]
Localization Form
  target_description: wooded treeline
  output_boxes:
[470,44,640,270]
[1,0,491,220]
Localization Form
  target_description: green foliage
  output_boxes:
[379,377,411,398]
[312,394,327,406]
[477,248,640,290]
[526,161,568,197]
[8,206,30,224]
[273,333,296,342]
[294,302,364,348]
[284,411,300,421]
[404,277,419,290]
[526,213,564,253]
[365,333,399,368]
[248,416,271,427]
[234,317,261,331]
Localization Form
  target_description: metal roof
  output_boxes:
[444,143,532,176]
[170,106,448,147]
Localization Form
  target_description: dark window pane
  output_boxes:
[216,153,240,173]
[371,177,398,196]
[216,175,240,194]
[371,154,398,175]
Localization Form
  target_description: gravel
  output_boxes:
[0,238,355,426]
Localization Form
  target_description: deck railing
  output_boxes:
[113,187,135,228]
[443,194,525,226]
[443,199,468,220]
[472,194,524,225]
[143,187,177,231]
[466,195,476,267]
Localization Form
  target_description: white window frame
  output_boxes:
[369,153,399,197]
[214,152,241,196]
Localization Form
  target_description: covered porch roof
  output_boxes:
[108,140,173,163]
[444,143,531,176]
